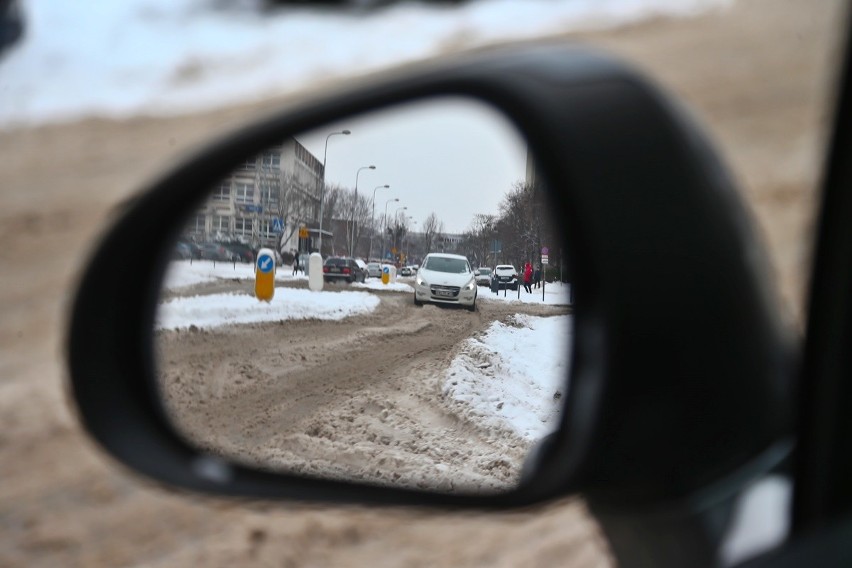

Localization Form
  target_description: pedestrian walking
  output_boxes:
[533,264,541,289]
[523,261,533,293]
[292,250,300,275]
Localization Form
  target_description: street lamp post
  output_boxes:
[368,184,390,262]
[350,165,376,257]
[317,129,350,254]
[382,198,399,261]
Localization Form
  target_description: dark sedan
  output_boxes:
[323,257,367,284]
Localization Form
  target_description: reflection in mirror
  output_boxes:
[155,97,573,496]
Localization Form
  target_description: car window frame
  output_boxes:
[792,4,852,532]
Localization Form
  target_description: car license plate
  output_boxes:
[436,289,453,297]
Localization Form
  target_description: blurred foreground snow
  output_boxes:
[0,0,731,126]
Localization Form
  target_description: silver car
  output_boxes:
[366,262,382,278]
[474,267,492,286]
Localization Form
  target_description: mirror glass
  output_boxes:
[155,97,573,495]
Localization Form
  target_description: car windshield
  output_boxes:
[477,268,491,275]
[495,266,515,272]
[325,258,348,266]
[424,257,470,274]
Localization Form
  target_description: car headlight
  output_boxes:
[464,279,476,291]
[416,276,427,287]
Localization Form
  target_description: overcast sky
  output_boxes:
[296,97,529,234]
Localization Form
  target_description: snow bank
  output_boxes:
[443,314,572,441]
[156,288,379,329]
[480,281,572,306]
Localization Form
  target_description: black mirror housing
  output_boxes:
[67,43,793,510]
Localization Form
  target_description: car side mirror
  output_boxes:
[67,43,792,515]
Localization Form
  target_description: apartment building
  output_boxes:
[185,138,323,252]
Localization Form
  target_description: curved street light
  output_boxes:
[350,165,376,257]
[382,198,400,261]
[368,184,390,261]
[317,129,350,253]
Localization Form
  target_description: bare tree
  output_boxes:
[498,181,541,265]
[460,213,498,267]
[267,171,316,253]
[421,212,444,254]
[387,211,411,262]
[340,189,372,257]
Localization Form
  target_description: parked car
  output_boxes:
[220,242,254,263]
[198,242,235,262]
[354,258,369,276]
[474,267,492,286]
[413,253,477,311]
[172,242,193,260]
[492,264,518,290]
[323,257,367,284]
[366,262,382,278]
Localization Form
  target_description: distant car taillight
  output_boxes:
[343,268,351,274]
[323,267,329,273]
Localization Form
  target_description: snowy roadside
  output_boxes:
[156,278,571,446]
[442,314,571,441]
[1,0,733,127]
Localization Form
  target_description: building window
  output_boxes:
[235,217,253,236]
[234,183,253,204]
[212,181,231,201]
[261,152,280,169]
[240,158,256,171]
[260,185,279,207]
[212,215,230,233]
[259,218,276,240]
[190,214,206,233]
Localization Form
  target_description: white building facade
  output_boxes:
[185,138,323,253]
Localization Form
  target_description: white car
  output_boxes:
[493,264,519,290]
[413,253,477,311]
[366,262,382,278]
[474,267,493,286]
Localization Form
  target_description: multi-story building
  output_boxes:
[185,138,324,253]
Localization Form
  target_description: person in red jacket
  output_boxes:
[523,261,533,293]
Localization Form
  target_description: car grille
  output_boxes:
[430,285,460,299]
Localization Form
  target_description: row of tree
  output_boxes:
[457,181,566,279]
[308,182,446,262]
[279,174,563,277]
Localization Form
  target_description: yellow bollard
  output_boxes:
[381,264,390,285]
[255,248,276,302]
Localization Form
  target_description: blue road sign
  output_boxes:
[272,217,284,232]
[386,252,392,259]
[257,254,274,273]
[243,204,263,213]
